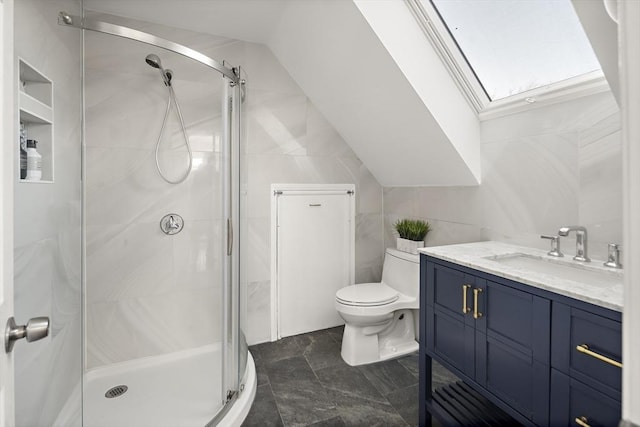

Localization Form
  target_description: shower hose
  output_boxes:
[154,84,193,184]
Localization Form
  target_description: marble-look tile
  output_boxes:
[419,219,483,248]
[295,330,344,371]
[578,130,622,240]
[315,363,387,404]
[397,353,419,378]
[385,384,419,426]
[383,188,418,218]
[86,287,221,368]
[85,223,174,303]
[482,134,579,237]
[327,325,345,344]
[254,336,302,364]
[241,384,283,427]
[355,262,383,284]
[432,361,459,390]
[267,356,337,426]
[172,219,223,290]
[246,280,272,345]
[14,1,83,425]
[339,156,383,214]
[245,218,271,284]
[324,388,408,427]
[356,213,384,271]
[358,359,419,396]
[253,355,270,387]
[308,417,347,427]
[243,42,305,95]
[245,91,308,155]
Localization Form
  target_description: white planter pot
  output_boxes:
[396,237,425,255]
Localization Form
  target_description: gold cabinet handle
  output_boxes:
[462,285,471,314]
[574,416,590,427]
[576,344,622,368]
[473,288,483,319]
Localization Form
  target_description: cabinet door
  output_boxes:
[475,279,551,425]
[552,303,621,399]
[550,369,620,427]
[425,262,476,378]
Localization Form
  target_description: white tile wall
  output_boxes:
[13,1,83,425]
[384,92,622,262]
[84,14,384,355]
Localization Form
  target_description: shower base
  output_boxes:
[83,344,256,427]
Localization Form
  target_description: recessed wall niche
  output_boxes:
[18,58,54,183]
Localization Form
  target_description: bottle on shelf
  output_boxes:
[26,139,42,181]
[19,123,27,180]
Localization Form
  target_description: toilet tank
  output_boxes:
[381,248,420,299]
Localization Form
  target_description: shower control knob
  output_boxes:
[160,213,184,235]
[5,316,50,353]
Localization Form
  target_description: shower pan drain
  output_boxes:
[105,385,128,399]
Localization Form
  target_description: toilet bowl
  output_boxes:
[335,248,420,366]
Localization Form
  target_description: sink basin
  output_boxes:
[485,253,623,287]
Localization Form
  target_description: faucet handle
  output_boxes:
[541,235,564,257]
[604,243,622,269]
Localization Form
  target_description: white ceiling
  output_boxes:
[83,0,288,44]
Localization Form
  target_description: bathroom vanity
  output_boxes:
[418,242,623,427]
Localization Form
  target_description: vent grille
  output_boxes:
[105,385,128,399]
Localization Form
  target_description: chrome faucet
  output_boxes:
[558,226,590,262]
[540,235,563,257]
[604,243,622,269]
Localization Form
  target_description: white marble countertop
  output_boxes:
[419,241,623,312]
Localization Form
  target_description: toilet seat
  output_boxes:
[335,283,399,307]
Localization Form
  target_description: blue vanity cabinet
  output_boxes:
[550,303,622,426]
[425,261,476,378]
[423,257,550,425]
[421,254,623,427]
[474,279,551,425]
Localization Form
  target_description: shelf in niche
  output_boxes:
[18,58,54,183]
[19,92,52,124]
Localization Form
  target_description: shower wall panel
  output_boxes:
[13,0,83,425]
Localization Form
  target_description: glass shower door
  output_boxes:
[83,20,231,426]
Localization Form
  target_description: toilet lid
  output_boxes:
[336,283,399,306]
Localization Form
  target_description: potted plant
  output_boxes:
[394,218,431,254]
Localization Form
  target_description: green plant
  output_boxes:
[394,218,431,241]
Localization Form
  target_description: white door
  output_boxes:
[275,188,354,338]
[0,0,15,425]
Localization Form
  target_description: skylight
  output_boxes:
[427,0,602,101]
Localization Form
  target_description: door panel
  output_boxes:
[277,190,354,338]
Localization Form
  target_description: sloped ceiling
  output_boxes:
[84,0,482,186]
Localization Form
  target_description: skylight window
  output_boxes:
[427,0,602,102]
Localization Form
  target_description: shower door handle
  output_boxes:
[5,316,50,353]
[227,218,233,256]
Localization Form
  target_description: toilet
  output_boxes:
[335,248,420,366]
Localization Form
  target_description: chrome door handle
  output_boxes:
[5,316,50,353]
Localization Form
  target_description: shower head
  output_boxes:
[145,54,172,86]
[145,54,162,69]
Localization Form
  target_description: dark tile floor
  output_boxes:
[242,326,458,427]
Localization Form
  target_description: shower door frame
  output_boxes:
[62,14,246,425]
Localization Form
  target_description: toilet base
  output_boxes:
[340,309,418,366]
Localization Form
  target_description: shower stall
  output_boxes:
[8,1,254,425]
